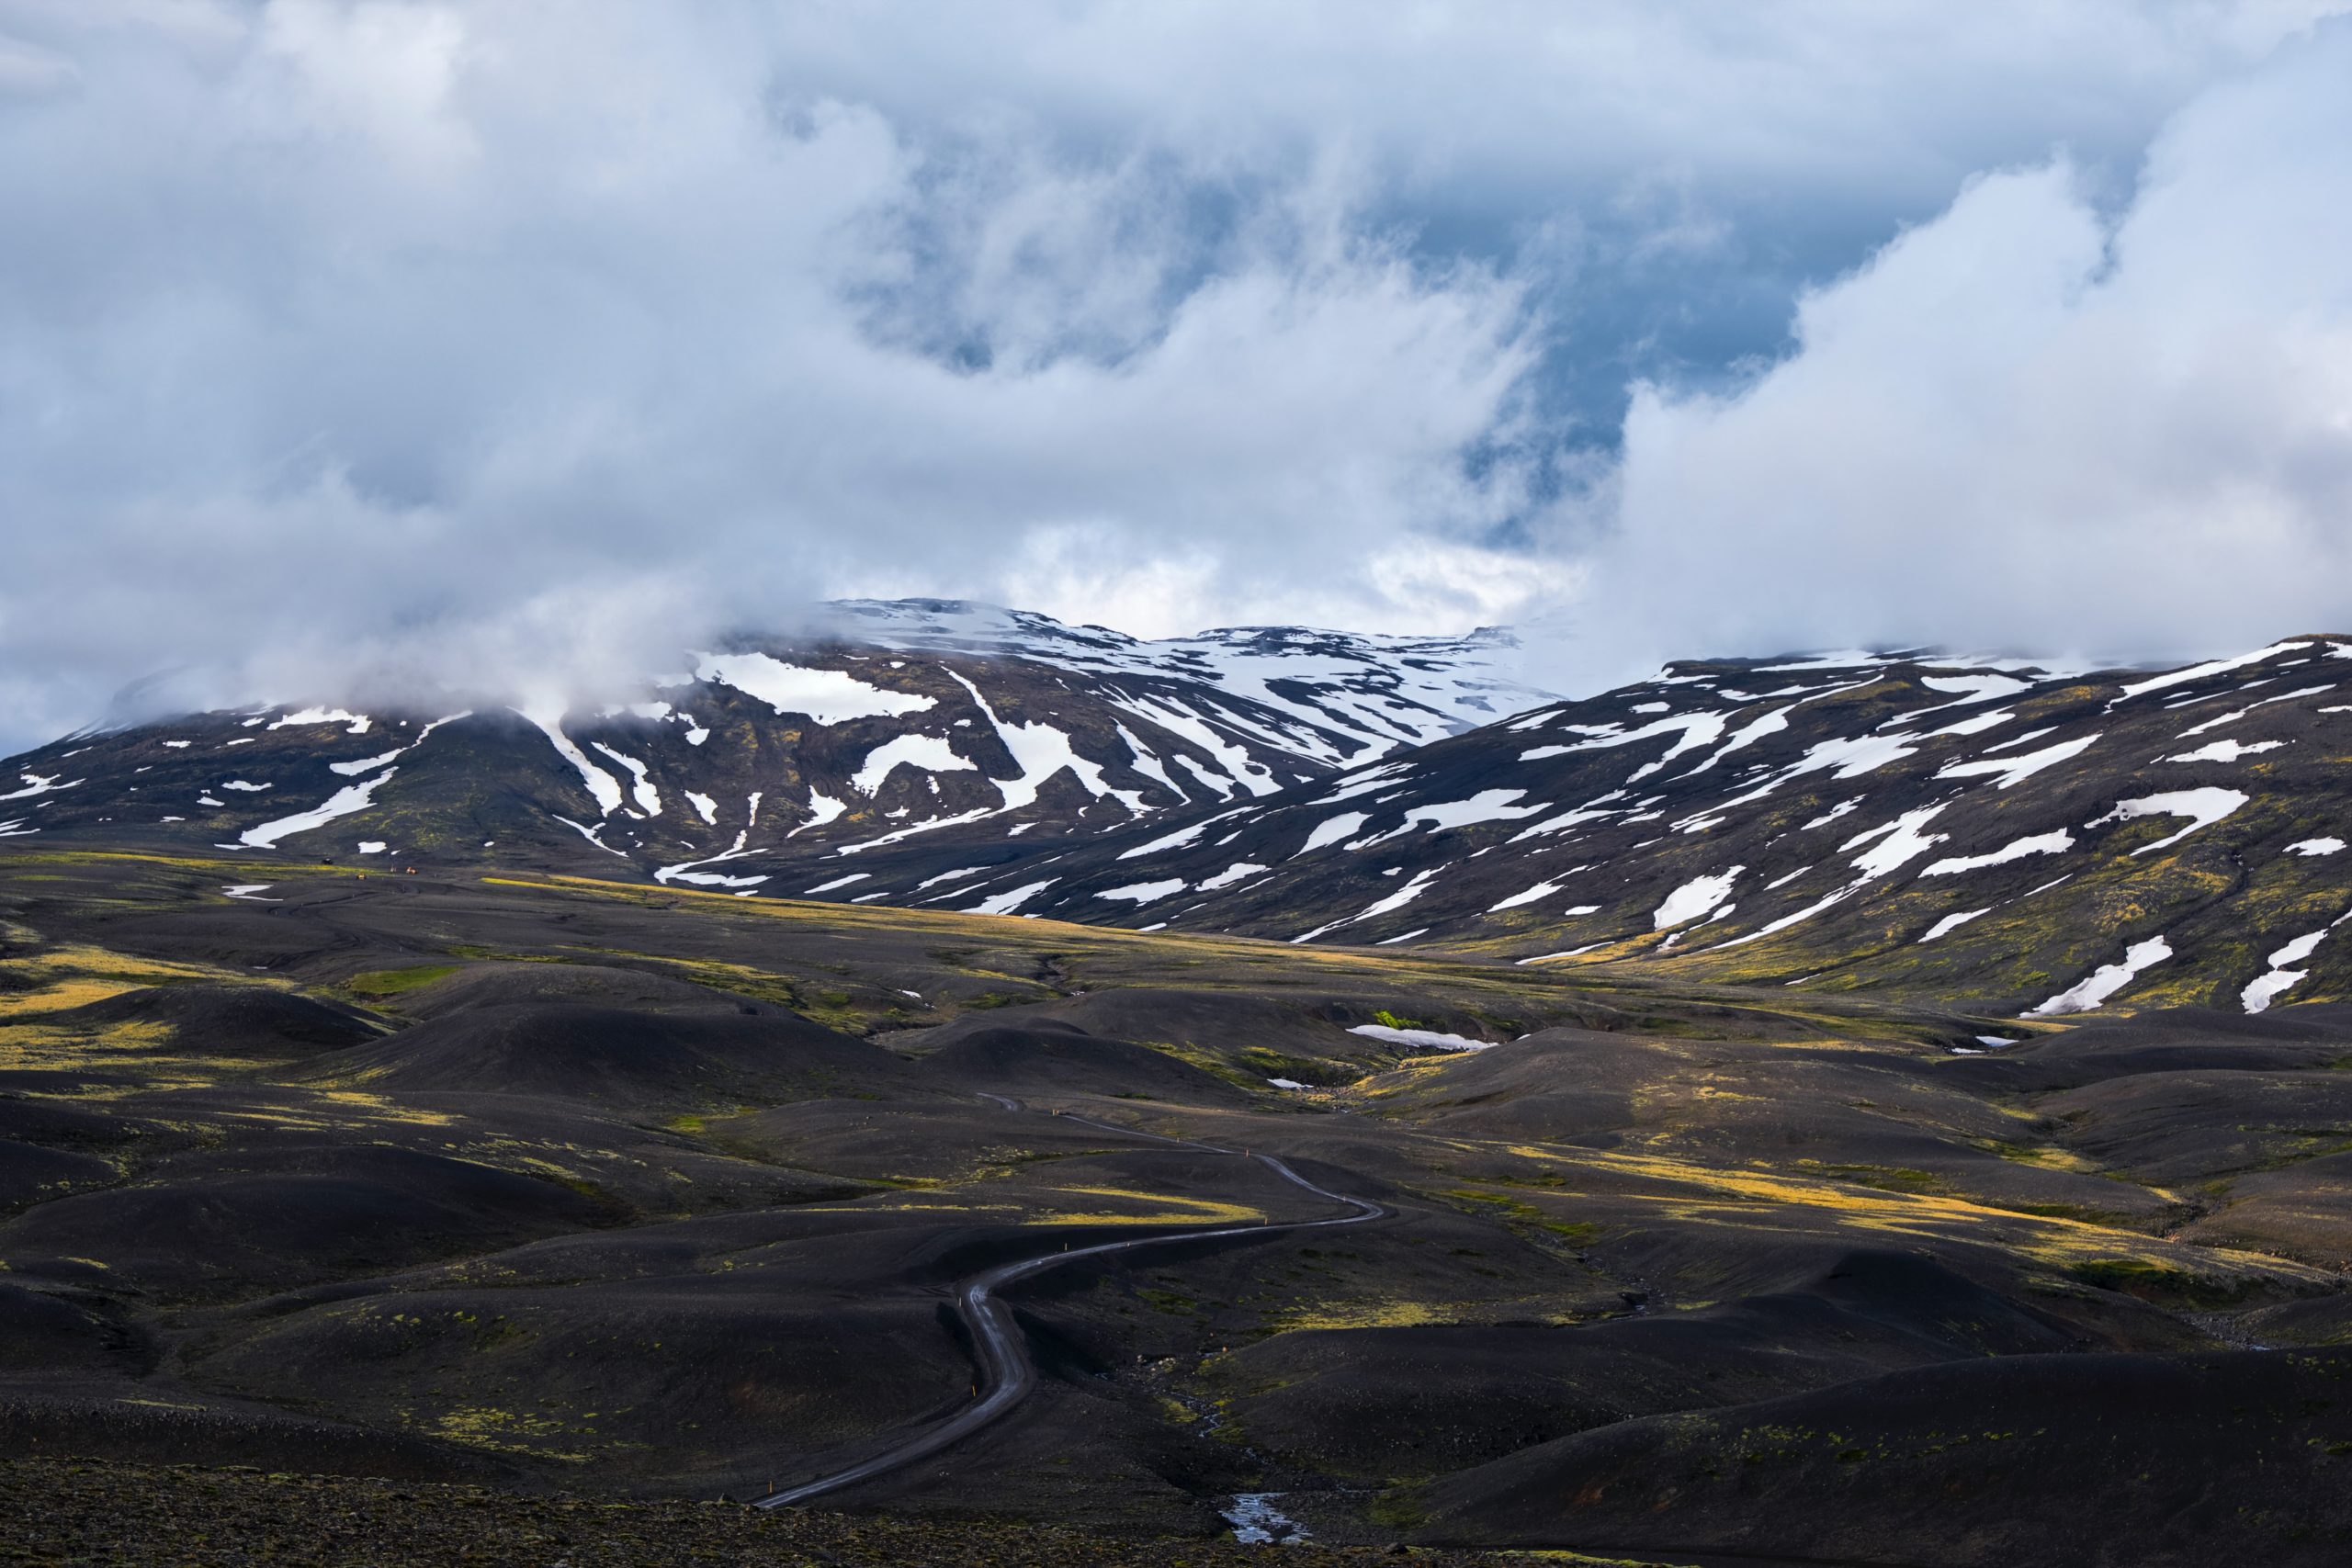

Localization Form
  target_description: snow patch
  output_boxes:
[695,652,935,724]
[237,768,399,848]
[1347,1023,1493,1052]
[269,707,370,734]
[591,742,662,815]
[1299,811,1371,854]
[2030,937,2173,1016]
[1118,809,1247,861]
[517,708,624,815]
[2090,788,2248,855]
[2113,641,2309,703]
[0,773,80,801]
[1844,805,1949,880]
[968,879,1057,915]
[2164,739,2285,763]
[851,734,975,795]
[1920,908,1992,942]
[1655,868,1741,929]
[1935,734,2098,790]
[1488,880,1565,912]
[2242,913,2351,1013]
[1097,879,1188,905]
[1920,830,2073,877]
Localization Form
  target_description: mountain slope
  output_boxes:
[0,600,1541,891]
[945,636,2352,1018]
[11,616,2352,1020]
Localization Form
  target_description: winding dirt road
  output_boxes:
[752,1096,1383,1508]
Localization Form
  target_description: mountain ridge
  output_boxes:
[7,609,2352,1021]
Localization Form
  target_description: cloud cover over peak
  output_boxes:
[0,2,2347,748]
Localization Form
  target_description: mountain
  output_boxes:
[939,635,2352,1019]
[0,598,1542,886]
[10,628,2352,1567]
[10,613,2352,1021]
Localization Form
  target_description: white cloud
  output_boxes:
[0,3,2347,747]
[1578,20,2352,679]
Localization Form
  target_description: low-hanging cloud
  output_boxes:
[0,2,2347,750]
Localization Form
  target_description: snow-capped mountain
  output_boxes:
[0,600,1544,886]
[11,612,2352,1019]
[825,599,1541,754]
[931,636,2352,1019]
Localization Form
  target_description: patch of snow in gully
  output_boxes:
[1347,1023,1494,1052]
[1654,868,1741,929]
[2030,937,2173,1016]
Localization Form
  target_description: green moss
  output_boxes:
[1365,1485,1428,1531]
[343,964,459,996]
[2068,1257,2251,1306]
[1439,1186,1602,1243]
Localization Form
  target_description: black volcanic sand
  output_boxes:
[908,1016,1252,1102]
[2,848,2350,1563]
[41,979,384,1056]
[3,1458,1602,1568]
[1410,1347,2352,1568]
[301,999,921,1107]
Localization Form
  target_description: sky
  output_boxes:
[4,0,2351,750]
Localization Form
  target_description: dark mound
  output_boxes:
[306,1002,912,1108]
[43,983,382,1057]
[1413,1345,2352,1567]
[0,1135,117,1209]
[0,1280,145,1374]
[1024,988,1383,1063]
[2241,1292,2352,1345]
[389,961,765,1021]
[2039,1067,2352,1185]
[1357,1027,1656,1139]
[0,1397,509,1483]
[187,1271,973,1494]
[0,1096,135,1146]
[0,1145,610,1300]
[913,1019,1245,1102]
[1944,1003,2352,1091]
[1217,1251,2081,1481]
[717,1096,1164,1183]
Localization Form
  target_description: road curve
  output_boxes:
[752,1097,1382,1508]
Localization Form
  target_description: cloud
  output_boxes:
[0,2,2346,748]
[0,3,1545,745]
[1573,19,2352,682]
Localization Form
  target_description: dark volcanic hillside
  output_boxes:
[0,599,1540,887]
[967,635,2352,1018]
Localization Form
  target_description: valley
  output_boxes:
[2,845,2347,1564]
